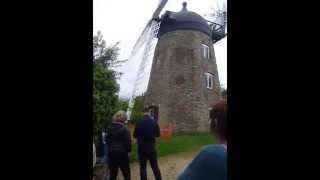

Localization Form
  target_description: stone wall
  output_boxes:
[145,30,221,132]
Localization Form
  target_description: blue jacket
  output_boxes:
[177,145,227,180]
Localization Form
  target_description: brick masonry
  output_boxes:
[145,30,221,132]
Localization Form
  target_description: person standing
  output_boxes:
[106,110,131,180]
[177,100,227,180]
[134,107,162,180]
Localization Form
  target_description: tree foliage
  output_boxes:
[130,95,145,124]
[93,31,127,72]
[115,98,129,112]
[93,31,125,141]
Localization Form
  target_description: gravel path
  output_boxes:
[117,148,200,180]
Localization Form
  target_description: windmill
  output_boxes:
[126,0,227,121]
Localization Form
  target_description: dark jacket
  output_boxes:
[133,115,160,153]
[106,122,131,153]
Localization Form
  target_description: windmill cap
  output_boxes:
[158,2,211,37]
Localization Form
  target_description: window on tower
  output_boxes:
[205,73,214,89]
[201,44,210,59]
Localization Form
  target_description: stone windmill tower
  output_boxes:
[144,2,223,132]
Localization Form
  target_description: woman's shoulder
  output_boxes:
[201,144,226,150]
[193,144,227,168]
[186,144,226,170]
[198,144,226,157]
[177,145,226,180]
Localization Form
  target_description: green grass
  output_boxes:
[129,132,215,162]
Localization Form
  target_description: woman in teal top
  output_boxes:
[177,100,227,180]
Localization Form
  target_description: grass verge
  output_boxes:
[129,132,215,162]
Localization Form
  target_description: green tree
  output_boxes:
[130,95,145,124]
[115,98,129,112]
[93,63,118,139]
[93,31,126,74]
[93,31,124,141]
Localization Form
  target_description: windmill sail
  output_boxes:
[152,0,168,18]
[128,0,168,59]
[129,20,152,60]
[127,0,168,120]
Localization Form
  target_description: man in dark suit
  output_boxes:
[133,107,162,180]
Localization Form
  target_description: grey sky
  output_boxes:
[93,0,227,99]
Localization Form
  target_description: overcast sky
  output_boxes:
[93,0,227,99]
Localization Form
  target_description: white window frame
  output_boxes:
[205,73,214,89]
[201,44,210,59]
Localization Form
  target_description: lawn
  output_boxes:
[129,132,215,162]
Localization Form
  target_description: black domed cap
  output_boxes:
[158,2,211,37]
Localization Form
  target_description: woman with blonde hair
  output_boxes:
[106,110,132,180]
